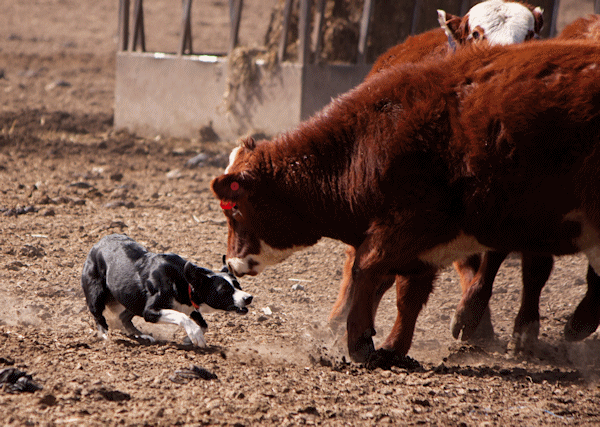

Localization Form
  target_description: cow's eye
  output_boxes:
[472,30,480,40]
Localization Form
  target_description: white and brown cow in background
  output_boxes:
[367,0,543,81]
[213,40,600,366]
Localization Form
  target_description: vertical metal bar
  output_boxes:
[595,0,600,14]
[312,0,325,63]
[410,0,423,35]
[357,0,374,64]
[229,0,243,53]
[179,0,193,54]
[118,0,130,52]
[459,0,470,17]
[131,0,146,52]
[298,0,311,64]
[549,0,561,37]
[278,0,294,63]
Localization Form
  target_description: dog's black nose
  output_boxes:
[244,295,253,305]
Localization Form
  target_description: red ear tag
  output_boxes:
[230,181,240,191]
[220,200,233,210]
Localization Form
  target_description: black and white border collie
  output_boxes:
[81,234,252,347]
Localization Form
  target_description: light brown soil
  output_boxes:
[1,1,600,426]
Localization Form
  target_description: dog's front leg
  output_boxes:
[190,311,208,334]
[145,309,207,347]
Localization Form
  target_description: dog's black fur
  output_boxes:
[81,234,252,346]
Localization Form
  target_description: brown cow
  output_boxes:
[212,41,600,365]
[334,0,548,351]
[448,13,600,348]
[557,14,600,41]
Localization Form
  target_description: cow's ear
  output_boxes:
[438,10,462,45]
[211,172,254,202]
[532,7,544,35]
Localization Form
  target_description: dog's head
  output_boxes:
[184,259,253,314]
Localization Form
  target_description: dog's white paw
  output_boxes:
[156,309,208,347]
[187,328,207,347]
[183,322,207,347]
[136,334,156,343]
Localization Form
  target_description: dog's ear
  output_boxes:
[221,255,230,274]
[183,261,211,288]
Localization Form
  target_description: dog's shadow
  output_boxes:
[113,336,225,355]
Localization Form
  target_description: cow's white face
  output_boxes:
[468,0,540,45]
[212,139,313,277]
[226,241,304,277]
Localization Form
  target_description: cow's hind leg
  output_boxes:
[511,254,553,351]
[564,264,600,341]
[450,251,508,341]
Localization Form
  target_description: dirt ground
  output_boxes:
[2,0,600,426]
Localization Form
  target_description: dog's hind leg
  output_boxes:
[104,302,155,343]
[117,308,156,343]
[82,281,111,339]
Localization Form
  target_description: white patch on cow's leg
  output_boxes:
[510,320,540,354]
[156,309,206,347]
[419,232,490,268]
[228,241,306,276]
[584,246,600,276]
[565,210,600,273]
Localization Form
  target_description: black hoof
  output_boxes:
[364,349,422,371]
[348,328,376,363]
[564,315,599,342]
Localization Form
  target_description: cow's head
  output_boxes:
[211,137,313,277]
[438,0,543,48]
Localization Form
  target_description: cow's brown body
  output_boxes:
[212,41,600,363]
[557,14,600,41]
[336,1,548,349]
[365,28,450,81]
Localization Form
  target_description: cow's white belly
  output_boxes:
[418,232,490,268]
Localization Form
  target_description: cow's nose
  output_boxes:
[244,295,253,305]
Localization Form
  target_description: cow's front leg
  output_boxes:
[511,253,553,351]
[330,246,395,337]
[345,263,395,363]
[379,270,437,356]
[564,264,600,341]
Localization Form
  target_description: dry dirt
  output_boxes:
[2,1,600,426]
